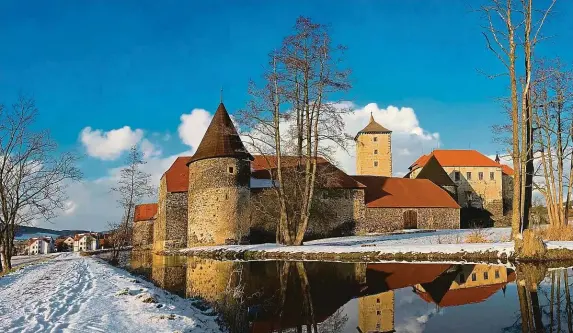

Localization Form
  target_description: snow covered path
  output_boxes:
[0,253,223,333]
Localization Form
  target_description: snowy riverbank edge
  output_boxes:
[0,253,224,333]
[159,228,573,263]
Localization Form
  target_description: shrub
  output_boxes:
[535,225,573,241]
[464,229,492,243]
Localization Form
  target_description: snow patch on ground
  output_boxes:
[0,253,223,333]
[178,228,515,257]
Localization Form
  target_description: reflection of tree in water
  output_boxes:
[503,264,573,333]
[275,261,348,333]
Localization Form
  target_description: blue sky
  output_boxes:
[1,0,571,230]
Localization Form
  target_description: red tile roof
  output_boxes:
[163,156,192,192]
[134,203,158,222]
[416,283,506,307]
[501,164,514,176]
[252,155,366,189]
[410,150,501,170]
[352,176,460,208]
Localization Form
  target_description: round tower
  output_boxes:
[355,113,392,176]
[186,103,253,246]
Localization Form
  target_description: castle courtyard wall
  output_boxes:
[357,207,460,233]
[132,220,154,249]
[249,188,365,242]
[153,177,188,251]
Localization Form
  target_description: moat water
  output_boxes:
[127,250,573,332]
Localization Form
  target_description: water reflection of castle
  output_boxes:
[129,252,515,333]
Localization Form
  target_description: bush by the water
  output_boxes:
[535,225,573,241]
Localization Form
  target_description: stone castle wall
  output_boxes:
[132,220,154,248]
[358,207,460,233]
[356,133,392,176]
[153,177,188,251]
[249,188,365,242]
[188,158,251,245]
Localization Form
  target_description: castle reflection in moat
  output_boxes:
[129,251,515,333]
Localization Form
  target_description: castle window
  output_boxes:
[374,161,378,167]
[374,149,378,155]
[495,270,500,279]
[454,171,460,181]
[376,298,380,303]
[484,272,489,280]
[377,311,381,316]
[490,172,495,180]
[466,172,472,180]
[459,273,466,283]
[373,137,378,142]
[471,273,477,281]
[228,166,234,174]
[478,172,483,180]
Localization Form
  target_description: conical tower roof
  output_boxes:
[187,103,253,165]
[354,113,391,140]
[415,155,455,186]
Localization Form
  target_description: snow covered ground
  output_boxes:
[0,253,223,333]
[178,228,515,257]
[11,253,61,268]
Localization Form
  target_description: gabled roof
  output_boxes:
[251,155,366,189]
[354,114,391,140]
[187,103,253,165]
[501,164,514,176]
[410,150,501,170]
[414,155,455,186]
[351,176,460,208]
[164,156,192,193]
[134,203,158,222]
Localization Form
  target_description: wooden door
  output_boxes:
[403,210,418,229]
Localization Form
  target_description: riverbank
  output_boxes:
[160,228,573,263]
[0,253,223,333]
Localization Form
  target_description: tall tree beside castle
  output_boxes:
[0,96,81,272]
[481,0,556,237]
[240,17,351,245]
[109,146,154,260]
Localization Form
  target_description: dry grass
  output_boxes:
[464,229,492,243]
[535,225,573,241]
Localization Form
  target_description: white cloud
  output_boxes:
[333,102,441,175]
[80,126,144,160]
[178,108,212,151]
[140,139,162,159]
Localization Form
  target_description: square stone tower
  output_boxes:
[355,114,392,176]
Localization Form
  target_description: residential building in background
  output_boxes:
[73,233,99,252]
[28,237,54,255]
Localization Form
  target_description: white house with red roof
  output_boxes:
[73,233,99,252]
[407,150,514,218]
[28,237,55,255]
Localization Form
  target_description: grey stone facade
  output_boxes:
[357,207,460,234]
[187,157,251,245]
[132,220,154,249]
[154,177,188,251]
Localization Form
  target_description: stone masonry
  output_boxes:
[153,177,188,251]
[132,220,154,248]
[356,131,392,177]
[358,207,460,234]
[187,158,251,245]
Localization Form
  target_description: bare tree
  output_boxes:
[532,59,573,227]
[0,96,81,272]
[108,145,154,262]
[239,16,351,245]
[481,0,557,238]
